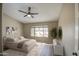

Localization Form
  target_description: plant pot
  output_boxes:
[53,39,57,46]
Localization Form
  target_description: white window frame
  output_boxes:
[31,25,48,37]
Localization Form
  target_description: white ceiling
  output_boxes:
[3,3,63,23]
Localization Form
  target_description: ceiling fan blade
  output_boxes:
[31,15,34,18]
[24,15,27,17]
[30,13,39,15]
[18,10,27,14]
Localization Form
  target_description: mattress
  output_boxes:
[3,43,53,56]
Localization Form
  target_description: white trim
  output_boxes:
[75,3,78,52]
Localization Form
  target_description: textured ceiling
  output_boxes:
[3,3,63,23]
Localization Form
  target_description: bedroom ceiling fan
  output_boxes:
[18,7,39,18]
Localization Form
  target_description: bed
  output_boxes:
[3,36,53,56]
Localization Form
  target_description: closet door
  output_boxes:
[0,3,3,56]
[78,4,79,52]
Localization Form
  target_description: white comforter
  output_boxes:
[4,43,53,56]
[27,43,53,56]
[5,39,37,53]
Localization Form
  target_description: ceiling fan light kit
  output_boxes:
[27,15,31,17]
[18,7,39,18]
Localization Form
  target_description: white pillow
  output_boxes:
[5,37,15,43]
[5,37,20,43]
[19,36,28,40]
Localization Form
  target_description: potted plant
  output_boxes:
[57,26,63,45]
[50,26,62,45]
[50,27,58,46]
[58,26,62,40]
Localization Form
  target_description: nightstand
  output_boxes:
[53,44,64,56]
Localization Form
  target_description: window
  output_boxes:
[31,25,48,37]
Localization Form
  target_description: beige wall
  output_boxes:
[58,4,75,56]
[23,21,58,44]
[2,13,23,38]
